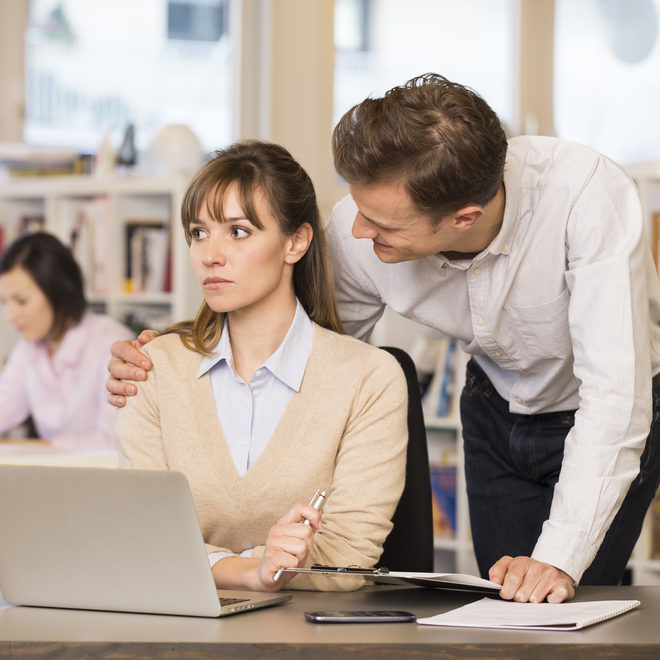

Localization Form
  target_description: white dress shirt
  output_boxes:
[326,135,660,582]
[198,300,313,565]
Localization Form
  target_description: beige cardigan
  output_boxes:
[115,324,408,590]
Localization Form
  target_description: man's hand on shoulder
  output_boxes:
[489,555,576,603]
[106,329,159,407]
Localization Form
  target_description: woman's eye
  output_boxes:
[190,227,206,240]
[231,226,251,239]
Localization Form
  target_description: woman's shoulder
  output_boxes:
[141,332,202,369]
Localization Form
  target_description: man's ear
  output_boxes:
[452,205,483,230]
[285,222,313,264]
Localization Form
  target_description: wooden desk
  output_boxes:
[0,439,117,468]
[0,585,659,658]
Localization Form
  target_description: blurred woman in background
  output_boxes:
[0,231,132,449]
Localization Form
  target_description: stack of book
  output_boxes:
[0,143,87,178]
[123,221,171,294]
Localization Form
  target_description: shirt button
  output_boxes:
[255,369,263,377]
[503,244,510,252]
[477,318,485,326]
[473,266,481,275]
[515,397,523,404]
[494,351,502,358]
[253,388,260,397]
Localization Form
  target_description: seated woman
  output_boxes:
[0,232,133,449]
[114,141,408,592]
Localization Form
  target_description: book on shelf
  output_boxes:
[122,307,174,334]
[0,143,87,178]
[123,221,171,294]
[418,336,458,421]
[430,463,457,538]
[0,215,45,255]
[55,196,110,296]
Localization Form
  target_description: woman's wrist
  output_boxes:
[211,555,265,591]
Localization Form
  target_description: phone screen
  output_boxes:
[304,610,416,623]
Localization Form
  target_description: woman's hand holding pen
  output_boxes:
[257,501,323,591]
[210,494,324,592]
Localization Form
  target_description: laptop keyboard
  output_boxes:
[219,597,250,606]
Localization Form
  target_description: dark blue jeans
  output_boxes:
[460,358,660,585]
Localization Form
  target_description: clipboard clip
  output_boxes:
[309,564,390,575]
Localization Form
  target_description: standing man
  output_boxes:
[107,73,660,604]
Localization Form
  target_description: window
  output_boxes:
[25,0,233,156]
[554,0,660,163]
[167,0,229,42]
[333,0,516,133]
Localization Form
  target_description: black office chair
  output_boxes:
[376,346,434,572]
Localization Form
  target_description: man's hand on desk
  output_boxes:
[106,330,158,408]
[489,556,576,604]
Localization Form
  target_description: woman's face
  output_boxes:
[188,182,298,317]
[0,267,54,342]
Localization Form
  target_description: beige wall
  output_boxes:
[518,0,555,136]
[0,0,28,142]
[234,0,339,218]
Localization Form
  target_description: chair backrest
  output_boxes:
[376,346,434,572]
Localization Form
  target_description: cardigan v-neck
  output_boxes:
[116,324,408,590]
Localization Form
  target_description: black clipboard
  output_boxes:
[281,564,501,594]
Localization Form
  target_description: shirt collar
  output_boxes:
[434,149,522,269]
[486,153,523,257]
[198,300,313,392]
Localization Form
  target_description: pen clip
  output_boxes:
[310,563,390,576]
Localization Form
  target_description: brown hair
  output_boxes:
[166,140,344,353]
[332,73,508,222]
[0,231,86,343]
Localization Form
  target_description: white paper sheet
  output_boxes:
[417,597,640,631]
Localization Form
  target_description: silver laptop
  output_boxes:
[0,465,291,617]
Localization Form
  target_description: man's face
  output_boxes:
[349,181,457,263]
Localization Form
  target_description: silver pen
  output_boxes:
[273,489,327,582]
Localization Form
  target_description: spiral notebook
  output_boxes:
[417,597,640,631]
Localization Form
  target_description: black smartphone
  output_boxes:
[304,610,416,623]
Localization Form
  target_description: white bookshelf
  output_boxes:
[370,308,477,574]
[0,174,202,362]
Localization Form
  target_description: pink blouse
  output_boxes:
[0,313,133,450]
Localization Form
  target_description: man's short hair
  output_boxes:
[332,73,508,221]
